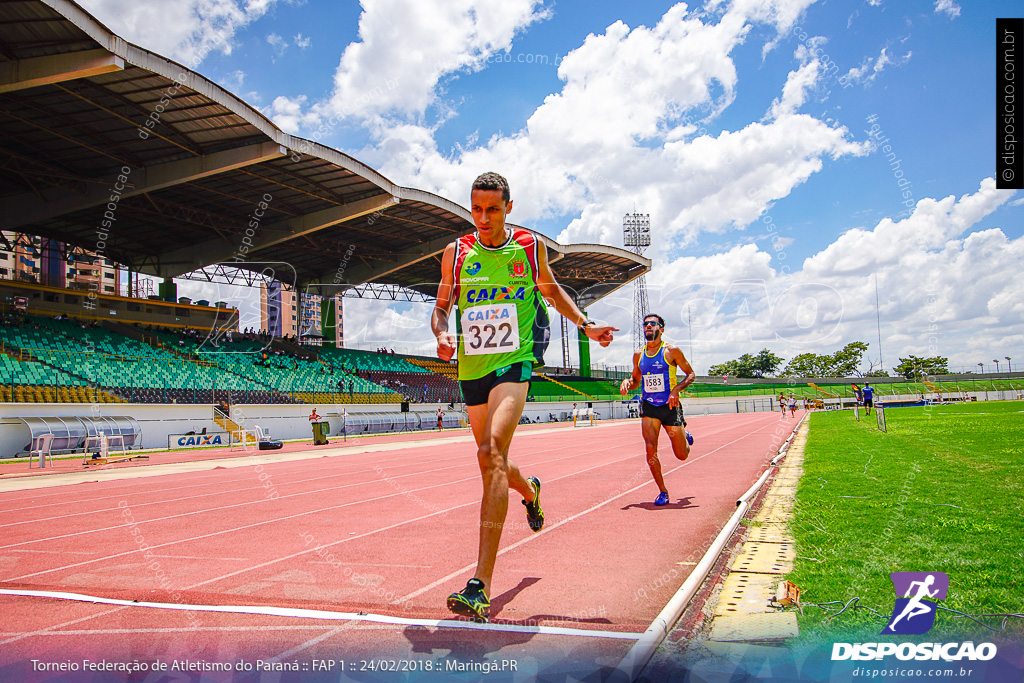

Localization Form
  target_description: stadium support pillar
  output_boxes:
[577,325,591,377]
[158,278,176,302]
[321,296,340,348]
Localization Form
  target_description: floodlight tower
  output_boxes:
[623,212,651,349]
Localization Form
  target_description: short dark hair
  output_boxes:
[643,313,665,327]
[472,172,510,202]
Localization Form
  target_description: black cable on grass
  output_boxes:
[810,597,888,622]
[791,598,1024,633]
[936,606,1024,632]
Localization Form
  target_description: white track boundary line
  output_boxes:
[0,589,641,641]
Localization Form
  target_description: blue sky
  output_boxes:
[82,0,1023,375]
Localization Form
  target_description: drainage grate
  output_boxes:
[733,542,795,574]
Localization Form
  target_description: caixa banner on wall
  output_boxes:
[167,433,229,449]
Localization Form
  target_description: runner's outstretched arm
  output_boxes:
[534,241,617,346]
[432,243,457,361]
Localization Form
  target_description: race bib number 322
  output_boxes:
[462,303,521,356]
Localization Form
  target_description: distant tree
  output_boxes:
[781,352,829,378]
[751,349,785,377]
[781,342,870,378]
[895,355,949,380]
[830,342,870,377]
[708,348,784,378]
[708,359,745,377]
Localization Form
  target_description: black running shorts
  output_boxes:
[460,361,533,407]
[640,399,686,427]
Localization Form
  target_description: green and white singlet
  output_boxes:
[453,228,550,381]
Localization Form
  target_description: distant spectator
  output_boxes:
[863,383,875,415]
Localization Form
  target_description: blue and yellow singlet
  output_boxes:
[639,342,676,406]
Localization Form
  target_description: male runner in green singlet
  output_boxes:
[432,172,617,620]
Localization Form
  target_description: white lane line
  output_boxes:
[0,439,484,513]
[268,626,349,662]
[2,625,341,636]
[0,603,126,647]
[2,439,638,583]
[0,422,625,497]
[0,434,618,552]
[0,450,474,526]
[397,416,787,604]
[180,447,641,592]
[0,421,624,529]
[0,589,642,640]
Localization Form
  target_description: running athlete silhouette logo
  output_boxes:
[882,572,949,635]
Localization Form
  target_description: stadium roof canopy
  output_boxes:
[0,0,649,307]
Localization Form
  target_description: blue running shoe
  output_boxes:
[686,431,694,446]
[655,491,669,506]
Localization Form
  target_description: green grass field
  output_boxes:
[786,401,1024,648]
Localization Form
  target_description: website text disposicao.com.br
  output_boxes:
[834,641,996,678]
[849,666,976,678]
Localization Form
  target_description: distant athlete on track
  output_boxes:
[432,171,616,620]
[619,313,695,506]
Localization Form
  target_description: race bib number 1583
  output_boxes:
[462,303,521,356]
[643,373,666,393]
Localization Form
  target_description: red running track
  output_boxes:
[0,412,800,682]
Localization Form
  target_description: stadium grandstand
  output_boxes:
[0,0,650,457]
